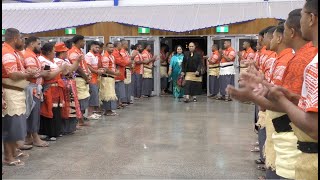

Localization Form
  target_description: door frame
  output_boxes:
[207,35,236,96]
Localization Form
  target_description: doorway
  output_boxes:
[207,35,258,95]
[160,36,208,94]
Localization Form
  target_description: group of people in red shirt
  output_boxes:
[2,33,158,167]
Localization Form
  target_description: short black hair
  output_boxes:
[286,9,302,36]
[71,35,84,44]
[278,20,285,25]
[244,40,253,47]
[64,39,73,49]
[259,26,275,37]
[267,26,277,34]
[106,42,113,47]
[98,42,104,48]
[275,24,285,34]
[305,0,318,16]
[25,36,40,47]
[41,42,55,56]
[5,28,20,42]
[90,41,100,47]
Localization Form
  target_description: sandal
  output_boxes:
[45,137,57,141]
[33,141,49,147]
[14,152,29,158]
[3,159,24,166]
[216,96,225,100]
[255,159,265,164]
[87,114,100,120]
[251,146,260,152]
[257,165,266,171]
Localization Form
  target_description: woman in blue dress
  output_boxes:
[168,45,184,99]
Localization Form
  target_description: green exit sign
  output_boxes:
[138,27,150,34]
[216,26,229,33]
[65,28,76,35]
[2,29,6,35]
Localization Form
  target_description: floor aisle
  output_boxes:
[3,96,264,179]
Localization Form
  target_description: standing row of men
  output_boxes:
[2,31,159,166]
[226,0,318,179]
[207,40,255,101]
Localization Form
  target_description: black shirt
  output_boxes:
[181,51,203,73]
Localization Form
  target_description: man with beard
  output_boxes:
[132,44,144,99]
[113,41,130,109]
[207,44,221,99]
[68,35,91,127]
[2,28,37,166]
[238,40,255,74]
[141,44,157,98]
[23,36,51,147]
[99,42,120,116]
[120,39,135,105]
[85,41,104,120]
[217,40,236,102]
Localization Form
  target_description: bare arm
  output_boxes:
[8,72,30,80]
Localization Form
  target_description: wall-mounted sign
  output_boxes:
[138,27,150,34]
[2,29,6,35]
[65,28,76,35]
[216,26,229,33]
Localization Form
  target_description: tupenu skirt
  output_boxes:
[142,78,153,96]
[2,114,27,142]
[184,80,202,96]
[26,96,41,133]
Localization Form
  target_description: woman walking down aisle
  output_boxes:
[181,42,203,103]
[168,45,184,99]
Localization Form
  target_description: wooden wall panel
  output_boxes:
[31,18,279,41]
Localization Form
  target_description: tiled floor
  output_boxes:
[2,96,264,179]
